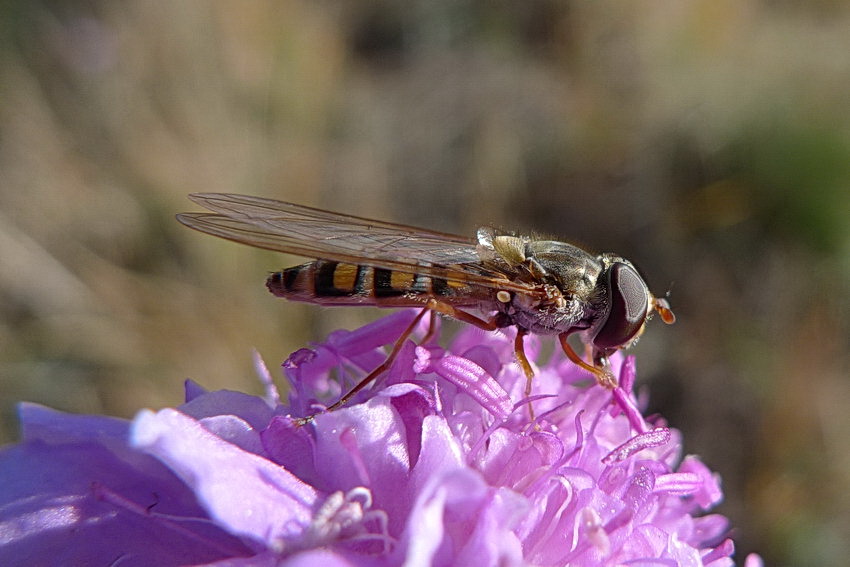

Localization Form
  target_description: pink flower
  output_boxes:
[0,311,761,566]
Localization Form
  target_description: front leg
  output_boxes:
[558,333,617,389]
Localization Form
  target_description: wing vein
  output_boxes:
[177,194,539,295]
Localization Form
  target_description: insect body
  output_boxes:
[177,193,675,420]
[267,260,482,308]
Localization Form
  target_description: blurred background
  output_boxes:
[1,2,848,565]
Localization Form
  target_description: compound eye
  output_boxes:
[593,263,649,349]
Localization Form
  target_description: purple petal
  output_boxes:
[131,409,318,546]
[198,414,265,456]
[20,402,128,446]
[429,354,513,421]
[451,488,527,567]
[1,405,251,566]
[262,416,319,484]
[280,549,377,567]
[691,514,731,545]
[3,312,759,566]
[330,310,420,357]
[185,379,209,403]
[253,349,282,407]
[309,397,415,536]
[456,344,503,380]
[398,468,490,566]
[701,537,736,565]
[477,429,563,487]
[388,385,437,468]
[678,455,724,509]
[617,355,636,393]
[611,387,649,434]
[179,389,275,431]
[410,415,465,487]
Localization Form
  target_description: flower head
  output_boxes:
[0,310,761,566]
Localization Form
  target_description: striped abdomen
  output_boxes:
[266,260,482,307]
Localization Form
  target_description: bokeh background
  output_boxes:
[1,2,848,565]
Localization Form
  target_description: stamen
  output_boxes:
[602,428,671,464]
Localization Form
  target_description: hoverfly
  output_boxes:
[177,193,675,422]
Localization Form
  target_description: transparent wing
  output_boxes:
[177,193,537,294]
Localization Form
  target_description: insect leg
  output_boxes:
[423,298,499,331]
[425,299,541,420]
[514,328,538,421]
[558,333,617,389]
[294,307,431,426]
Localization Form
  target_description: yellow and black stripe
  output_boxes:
[266,260,475,305]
